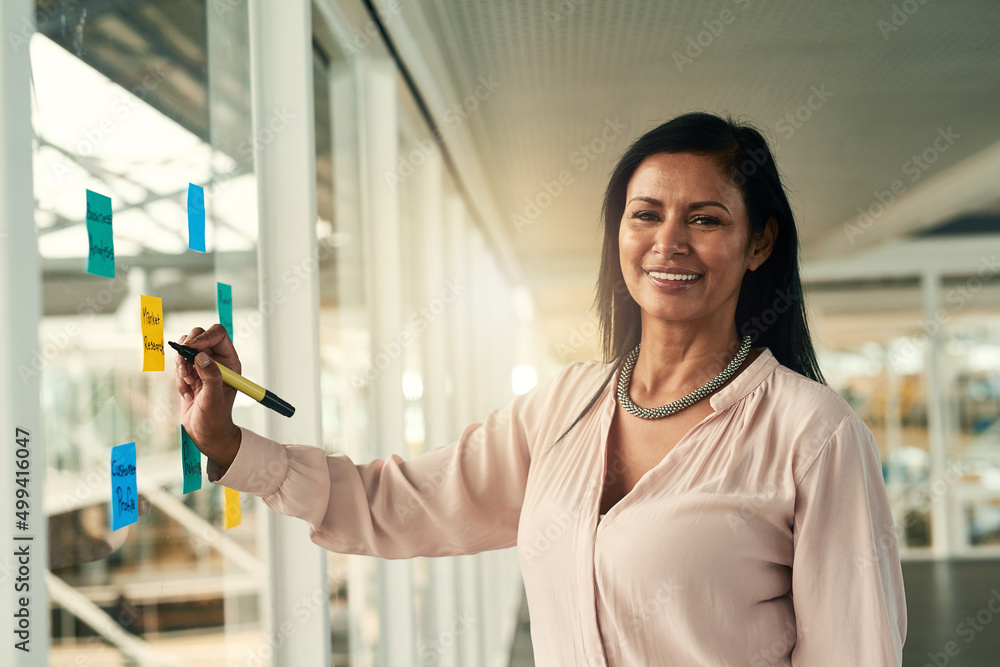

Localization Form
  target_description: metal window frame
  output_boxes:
[247,1,331,665]
[1,1,49,665]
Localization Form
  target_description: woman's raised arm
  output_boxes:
[201,363,574,559]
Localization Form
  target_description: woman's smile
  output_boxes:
[644,269,703,291]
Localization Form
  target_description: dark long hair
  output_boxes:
[551,111,825,447]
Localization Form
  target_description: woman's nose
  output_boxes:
[651,215,689,255]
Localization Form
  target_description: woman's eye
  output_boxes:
[630,210,659,222]
[692,215,720,226]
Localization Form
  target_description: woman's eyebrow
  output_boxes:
[627,195,662,206]
[627,196,731,215]
[689,200,731,214]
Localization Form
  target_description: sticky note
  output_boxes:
[140,295,164,371]
[86,189,115,278]
[224,487,241,529]
[110,442,138,530]
[187,183,206,252]
[180,425,202,494]
[217,282,233,341]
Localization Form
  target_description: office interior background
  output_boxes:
[1,0,999,665]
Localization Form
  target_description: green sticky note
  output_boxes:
[180,425,202,494]
[217,282,233,341]
[86,189,115,278]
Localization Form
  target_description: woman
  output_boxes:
[176,112,906,665]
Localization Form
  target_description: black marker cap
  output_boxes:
[168,340,197,363]
[261,390,295,418]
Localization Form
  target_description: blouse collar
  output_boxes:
[708,346,780,411]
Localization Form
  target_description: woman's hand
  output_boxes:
[174,324,242,471]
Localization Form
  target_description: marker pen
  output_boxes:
[169,341,295,417]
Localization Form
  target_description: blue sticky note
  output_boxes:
[86,189,115,278]
[180,425,202,494]
[110,442,138,530]
[187,183,206,252]
[217,282,233,341]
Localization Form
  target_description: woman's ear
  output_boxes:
[748,217,777,271]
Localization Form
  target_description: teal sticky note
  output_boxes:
[180,425,202,494]
[187,183,206,252]
[217,282,233,341]
[86,189,115,278]
[110,442,138,530]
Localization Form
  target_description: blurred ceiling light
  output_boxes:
[510,285,534,322]
[402,368,423,401]
[512,364,537,395]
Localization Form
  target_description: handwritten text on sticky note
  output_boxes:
[140,295,164,371]
[217,282,233,341]
[180,425,202,494]
[110,442,138,530]
[86,189,115,278]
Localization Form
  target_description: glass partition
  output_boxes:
[818,337,933,551]
[312,23,358,664]
[942,315,1000,555]
[32,0,268,662]
[811,271,1000,559]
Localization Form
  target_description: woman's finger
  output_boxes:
[183,323,241,374]
[176,328,206,374]
[180,366,199,391]
[175,341,190,378]
[174,363,192,400]
[184,327,206,344]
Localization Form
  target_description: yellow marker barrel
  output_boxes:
[217,362,265,401]
[217,361,295,417]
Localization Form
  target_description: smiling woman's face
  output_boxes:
[618,151,772,333]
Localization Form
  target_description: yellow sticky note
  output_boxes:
[224,487,241,529]
[140,295,164,371]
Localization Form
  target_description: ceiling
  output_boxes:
[376,0,1000,363]
[30,0,1000,364]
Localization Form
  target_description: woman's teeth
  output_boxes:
[648,271,699,281]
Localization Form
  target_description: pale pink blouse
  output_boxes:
[210,347,906,666]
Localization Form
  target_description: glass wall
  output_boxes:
[312,24,355,665]
[942,315,1000,555]
[310,5,533,662]
[32,0,270,664]
[809,268,1000,560]
[23,0,544,664]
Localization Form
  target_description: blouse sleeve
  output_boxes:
[790,413,907,666]
[207,367,567,559]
